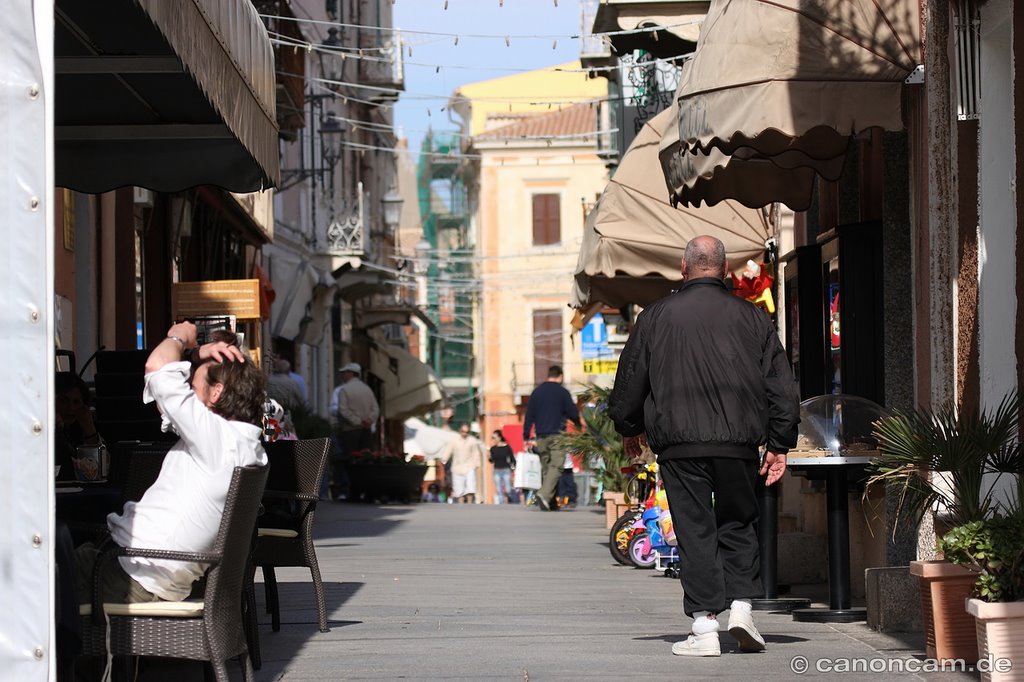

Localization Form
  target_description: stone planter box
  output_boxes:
[603,491,629,529]
[910,560,979,663]
[966,598,1024,682]
[346,464,428,503]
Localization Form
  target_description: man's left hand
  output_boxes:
[196,341,247,364]
[760,452,787,486]
[623,433,647,460]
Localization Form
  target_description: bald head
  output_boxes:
[682,235,727,280]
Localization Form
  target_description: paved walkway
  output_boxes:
[250,503,976,681]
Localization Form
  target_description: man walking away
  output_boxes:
[523,365,581,511]
[329,362,380,500]
[609,235,799,658]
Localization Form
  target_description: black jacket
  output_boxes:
[609,277,799,460]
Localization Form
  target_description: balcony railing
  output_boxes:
[325,186,366,257]
[359,34,404,100]
[579,0,612,62]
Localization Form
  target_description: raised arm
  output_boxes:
[146,321,247,375]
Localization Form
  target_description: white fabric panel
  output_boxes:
[1,0,55,678]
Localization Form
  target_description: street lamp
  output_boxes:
[320,111,344,174]
[381,186,404,232]
[413,238,432,275]
[320,27,344,88]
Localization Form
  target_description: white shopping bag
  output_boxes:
[513,451,542,490]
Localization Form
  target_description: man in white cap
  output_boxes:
[328,362,380,499]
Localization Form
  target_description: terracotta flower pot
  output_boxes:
[603,491,628,529]
[966,598,1024,681]
[910,560,979,663]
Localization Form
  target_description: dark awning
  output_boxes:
[54,0,279,193]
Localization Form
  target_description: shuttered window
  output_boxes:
[533,309,563,387]
[532,193,561,246]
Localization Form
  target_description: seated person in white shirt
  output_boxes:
[76,321,268,605]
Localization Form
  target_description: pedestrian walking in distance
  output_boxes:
[609,235,799,657]
[523,365,581,511]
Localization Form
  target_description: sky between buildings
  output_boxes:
[392,0,586,155]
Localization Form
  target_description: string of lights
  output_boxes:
[314,136,610,161]
[301,70,674,108]
[259,12,700,42]
[318,109,619,143]
[268,31,690,76]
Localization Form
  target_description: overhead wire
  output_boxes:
[259,12,701,41]
[268,31,690,76]
[300,69,676,107]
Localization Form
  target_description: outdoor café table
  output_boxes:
[784,452,876,623]
[55,480,122,530]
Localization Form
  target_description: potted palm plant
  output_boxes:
[940,514,1024,681]
[550,384,634,528]
[868,390,1020,663]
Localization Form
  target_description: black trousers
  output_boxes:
[659,457,763,617]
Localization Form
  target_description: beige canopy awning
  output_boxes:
[677,0,921,153]
[670,0,920,208]
[334,267,398,303]
[369,335,446,421]
[662,115,839,210]
[267,246,334,341]
[54,0,279,192]
[572,105,771,309]
[589,1,709,58]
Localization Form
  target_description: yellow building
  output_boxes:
[472,103,609,491]
[447,63,608,503]
[451,60,606,136]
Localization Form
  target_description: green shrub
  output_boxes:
[550,384,631,493]
[940,515,1024,602]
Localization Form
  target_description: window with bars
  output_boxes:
[533,309,563,387]
[532,193,561,246]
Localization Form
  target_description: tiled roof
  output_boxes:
[475,102,598,142]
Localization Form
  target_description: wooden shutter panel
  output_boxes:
[533,309,563,387]
[532,194,546,245]
[532,194,561,246]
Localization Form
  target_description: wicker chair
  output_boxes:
[118,442,173,503]
[92,464,268,682]
[252,437,332,633]
[78,442,173,655]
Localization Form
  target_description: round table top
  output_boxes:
[786,454,876,466]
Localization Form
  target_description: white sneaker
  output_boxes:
[727,609,766,652]
[671,633,721,657]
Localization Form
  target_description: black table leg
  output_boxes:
[826,466,851,609]
[752,480,810,612]
[792,466,866,622]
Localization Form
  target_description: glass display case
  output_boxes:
[791,394,888,457]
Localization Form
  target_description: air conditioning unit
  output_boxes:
[133,187,154,207]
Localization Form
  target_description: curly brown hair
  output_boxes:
[202,359,267,427]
